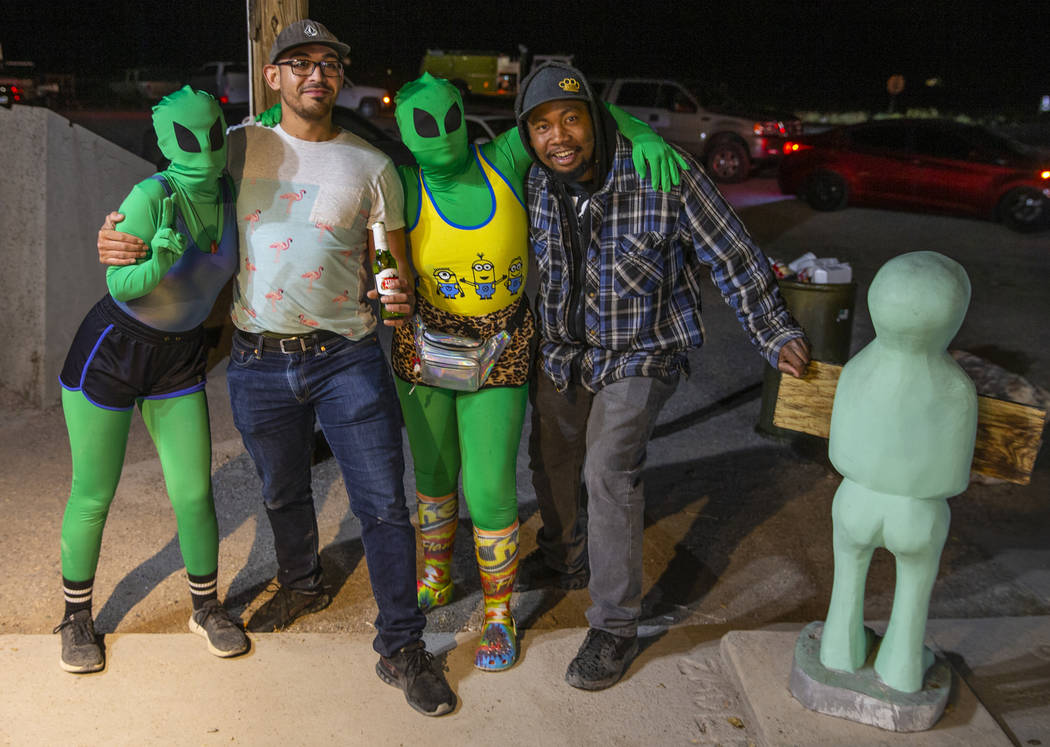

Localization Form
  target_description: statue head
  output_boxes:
[868,251,971,352]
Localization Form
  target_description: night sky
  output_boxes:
[4,1,1046,114]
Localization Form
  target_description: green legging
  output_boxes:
[395,379,527,531]
[60,388,218,581]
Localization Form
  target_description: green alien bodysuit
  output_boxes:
[56,88,240,659]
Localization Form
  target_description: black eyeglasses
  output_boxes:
[274,59,344,77]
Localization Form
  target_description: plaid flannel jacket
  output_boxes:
[526,133,802,392]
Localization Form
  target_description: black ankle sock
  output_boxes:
[63,577,93,618]
[188,570,219,611]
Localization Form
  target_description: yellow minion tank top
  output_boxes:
[408,146,528,316]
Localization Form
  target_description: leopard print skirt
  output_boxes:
[392,296,535,389]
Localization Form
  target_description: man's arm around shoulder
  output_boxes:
[99,213,148,266]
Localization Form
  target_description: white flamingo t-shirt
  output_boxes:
[226,122,404,338]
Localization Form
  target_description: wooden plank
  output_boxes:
[973,396,1046,484]
[773,361,1047,485]
[772,361,840,439]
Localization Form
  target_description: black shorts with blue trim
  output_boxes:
[60,295,207,411]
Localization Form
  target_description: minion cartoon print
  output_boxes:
[433,268,465,299]
[461,253,506,301]
[504,256,524,296]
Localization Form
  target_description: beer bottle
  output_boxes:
[371,221,404,320]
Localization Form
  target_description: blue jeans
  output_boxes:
[227,331,423,656]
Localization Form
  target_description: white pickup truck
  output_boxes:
[335,79,392,118]
[109,67,182,103]
[188,61,249,105]
[594,78,803,183]
[186,63,390,117]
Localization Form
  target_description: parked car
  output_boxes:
[188,61,249,105]
[335,79,392,118]
[465,113,517,143]
[110,67,183,102]
[593,77,803,183]
[141,103,413,169]
[777,119,1050,232]
[0,58,70,107]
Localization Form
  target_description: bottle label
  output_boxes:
[375,268,399,295]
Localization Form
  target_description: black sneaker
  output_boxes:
[376,641,457,716]
[565,628,639,691]
[516,549,589,591]
[246,584,331,632]
[53,610,104,674]
[189,600,250,657]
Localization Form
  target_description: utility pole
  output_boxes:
[247,0,308,116]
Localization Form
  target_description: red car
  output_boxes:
[777,119,1050,232]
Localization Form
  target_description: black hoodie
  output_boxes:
[514,62,620,347]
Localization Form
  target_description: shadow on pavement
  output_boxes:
[95,446,354,630]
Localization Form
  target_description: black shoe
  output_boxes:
[376,641,457,716]
[246,584,331,632]
[54,610,104,674]
[190,600,250,657]
[516,549,589,591]
[565,628,639,691]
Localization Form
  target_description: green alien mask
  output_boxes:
[395,73,469,173]
[153,85,227,175]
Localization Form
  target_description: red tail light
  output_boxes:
[783,141,812,155]
[1040,170,1050,180]
[219,95,229,104]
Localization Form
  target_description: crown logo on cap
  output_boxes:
[303,23,319,37]
[558,77,580,93]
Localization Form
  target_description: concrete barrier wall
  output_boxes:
[0,106,154,406]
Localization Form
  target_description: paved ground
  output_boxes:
[1,181,1047,744]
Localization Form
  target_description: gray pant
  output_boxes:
[529,372,679,636]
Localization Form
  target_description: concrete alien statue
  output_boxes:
[818,250,978,694]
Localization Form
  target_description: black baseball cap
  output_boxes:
[518,64,590,120]
[269,19,350,63]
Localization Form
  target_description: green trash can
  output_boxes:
[756,279,858,438]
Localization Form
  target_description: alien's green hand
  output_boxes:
[254,103,282,128]
[151,196,186,260]
[631,132,690,193]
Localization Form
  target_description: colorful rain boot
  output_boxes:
[474,522,519,671]
[416,493,457,611]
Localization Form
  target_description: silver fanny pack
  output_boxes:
[413,315,510,392]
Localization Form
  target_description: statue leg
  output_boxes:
[820,479,881,672]
[875,496,950,693]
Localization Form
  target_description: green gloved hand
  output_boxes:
[630,132,690,193]
[254,103,282,127]
[151,196,187,260]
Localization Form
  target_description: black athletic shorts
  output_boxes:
[60,295,207,411]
